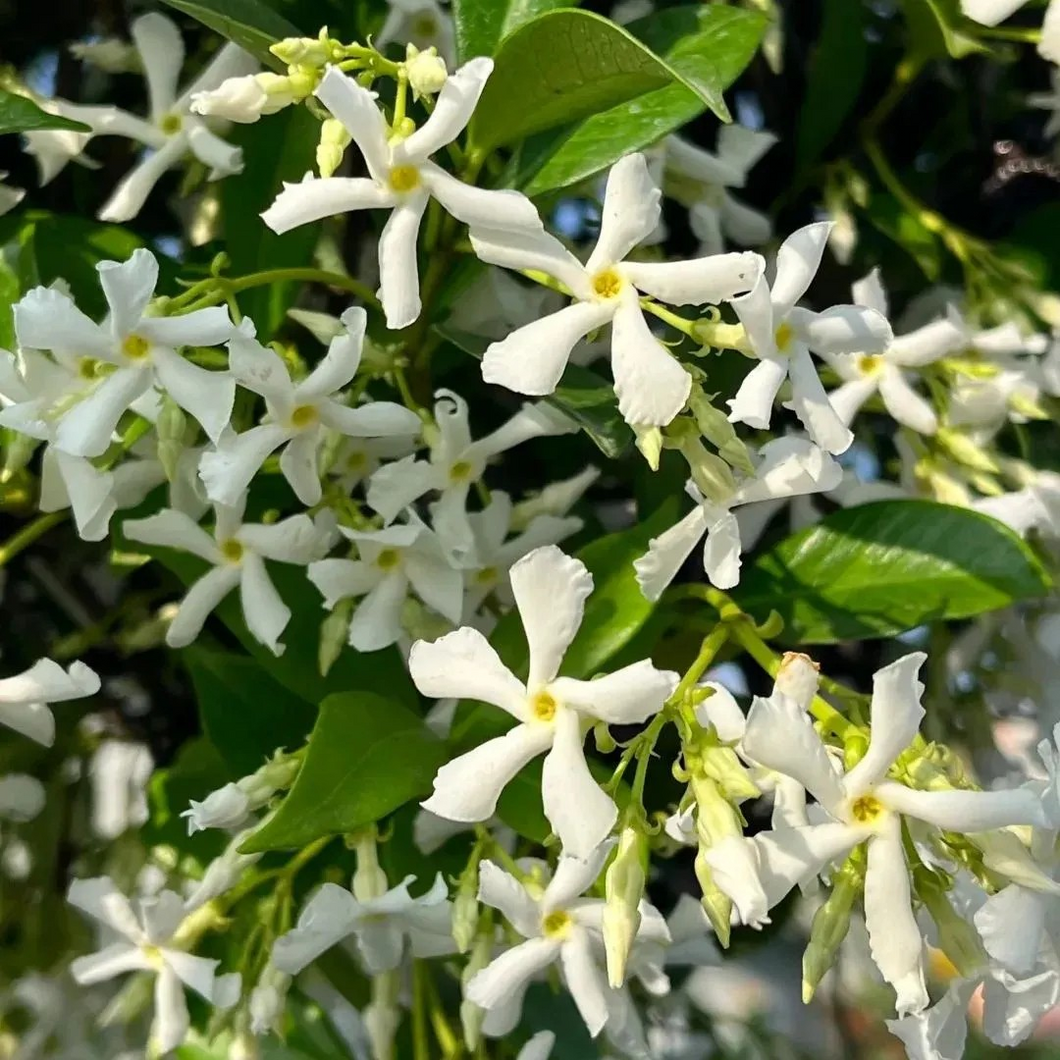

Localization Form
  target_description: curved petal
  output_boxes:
[733,436,843,505]
[885,980,973,1060]
[297,308,366,400]
[405,551,465,624]
[378,193,430,329]
[787,345,854,454]
[481,301,613,397]
[225,324,293,403]
[771,222,831,317]
[123,508,220,563]
[633,503,709,602]
[398,57,493,161]
[974,885,1047,976]
[272,883,360,974]
[517,1031,556,1060]
[98,136,189,224]
[701,506,744,590]
[280,429,323,506]
[844,653,926,795]
[307,558,379,609]
[238,514,320,564]
[828,376,879,427]
[468,224,589,297]
[477,860,540,937]
[167,565,240,647]
[586,153,660,273]
[14,286,110,357]
[721,195,772,247]
[319,398,422,438]
[695,682,747,743]
[981,966,1060,1047]
[314,67,391,182]
[239,553,290,655]
[560,928,611,1037]
[888,317,966,367]
[137,306,234,350]
[622,251,761,307]
[152,965,191,1054]
[467,400,574,464]
[131,13,184,120]
[162,949,224,999]
[422,724,553,822]
[541,709,616,859]
[731,272,777,359]
[877,783,1046,831]
[466,937,560,1011]
[98,248,158,337]
[865,822,928,1017]
[551,662,675,725]
[55,366,151,458]
[70,942,151,985]
[542,843,615,913]
[422,163,541,229]
[610,297,690,426]
[510,545,593,690]
[727,355,787,429]
[791,304,893,356]
[67,876,143,939]
[752,822,866,907]
[150,347,234,444]
[409,627,526,716]
[50,450,117,542]
[261,176,394,234]
[366,455,439,522]
[878,369,938,435]
[701,835,771,928]
[348,574,408,651]
[198,423,292,507]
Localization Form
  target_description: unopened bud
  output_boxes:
[700,746,760,802]
[228,1029,260,1060]
[802,854,862,1001]
[156,396,187,481]
[249,965,290,1035]
[190,75,281,123]
[683,438,736,503]
[352,829,388,902]
[935,427,999,473]
[461,928,492,1050]
[603,827,646,987]
[317,117,352,178]
[688,389,754,474]
[916,868,987,978]
[405,43,448,98]
[694,848,732,947]
[70,38,139,73]
[319,597,353,675]
[634,424,663,470]
[511,467,599,529]
[452,862,480,953]
[774,652,819,710]
[270,34,331,66]
[365,970,401,1060]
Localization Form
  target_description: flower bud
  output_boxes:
[228,1029,260,1060]
[156,395,187,482]
[774,652,819,710]
[915,868,987,978]
[633,424,663,470]
[319,597,353,675]
[935,427,999,474]
[365,970,401,1060]
[802,854,861,1002]
[405,44,449,98]
[694,847,732,947]
[352,829,388,902]
[249,965,290,1035]
[682,437,737,503]
[700,746,760,802]
[452,886,479,954]
[184,829,263,910]
[688,389,754,474]
[70,38,139,73]
[461,929,493,1050]
[191,76,272,123]
[317,117,352,178]
[270,35,331,66]
[510,467,599,530]
[182,782,251,834]
[603,827,646,987]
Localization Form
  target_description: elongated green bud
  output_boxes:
[319,597,353,676]
[688,389,754,473]
[695,847,732,947]
[156,395,187,482]
[351,829,387,902]
[603,827,646,987]
[365,970,400,1060]
[317,117,352,178]
[460,927,493,1050]
[700,746,760,802]
[915,867,987,978]
[802,853,863,1002]
[936,427,999,473]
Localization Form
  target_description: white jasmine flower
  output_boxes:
[960,0,1060,64]
[0,659,100,746]
[272,873,454,975]
[510,466,599,532]
[409,545,678,858]
[377,0,456,60]
[468,842,670,1039]
[262,63,540,329]
[0,171,25,215]
[471,153,761,426]
[9,249,235,457]
[89,739,152,839]
[366,389,574,562]
[516,1031,556,1060]
[0,774,46,822]
[449,267,563,341]
[705,652,1046,1016]
[308,516,464,651]
[726,222,892,453]
[1029,68,1060,139]
[663,126,777,255]
[21,99,105,184]
[633,436,842,598]
[198,308,420,507]
[825,270,965,434]
[123,497,323,655]
[249,965,289,1035]
[68,877,240,1054]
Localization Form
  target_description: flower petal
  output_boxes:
[261,176,394,234]
[885,979,973,1060]
[153,965,191,1054]
[787,344,854,454]
[878,369,939,434]
[167,565,240,648]
[469,224,588,296]
[131,13,184,121]
[586,153,660,273]
[974,884,1047,976]
[47,450,117,542]
[55,366,150,458]
[70,942,151,984]
[727,356,787,429]
[466,937,560,1011]
[844,652,926,795]
[622,251,761,307]
[560,928,611,1037]
[541,709,616,859]
[730,272,777,360]
[752,822,866,907]
[314,68,391,182]
[865,821,928,1017]
[633,502,709,602]
[791,304,893,356]
[877,783,1046,831]
[236,513,320,564]
[695,682,747,743]
[98,248,158,337]
[510,545,593,689]
[477,860,540,937]
[422,163,541,230]
[405,551,465,624]
[610,296,691,426]
[770,222,831,317]
[280,429,323,506]
[701,835,771,928]
[151,347,234,444]
[400,57,494,160]
[701,506,744,589]
[542,842,615,913]
[828,376,879,427]
[888,317,966,367]
[239,553,290,655]
[123,508,221,563]
[98,136,188,224]
[378,193,430,329]
[481,301,613,397]
[550,661,676,725]
[366,455,440,522]
[67,876,143,939]
[272,882,360,974]
[349,574,408,651]
[297,307,366,400]
[732,435,843,506]
[198,423,292,507]
[308,558,379,609]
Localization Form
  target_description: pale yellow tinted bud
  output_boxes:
[602,828,646,987]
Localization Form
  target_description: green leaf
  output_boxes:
[161,0,300,69]
[241,692,446,852]
[521,5,766,195]
[185,647,317,775]
[0,89,91,134]
[734,500,1051,644]
[453,0,569,61]
[899,0,988,59]
[221,106,321,338]
[469,9,710,151]
[436,324,631,458]
[795,0,868,172]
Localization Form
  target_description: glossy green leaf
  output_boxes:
[161,0,300,69]
[221,106,321,337]
[0,89,90,134]
[469,9,704,151]
[185,647,316,775]
[521,5,766,195]
[453,0,569,61]
[900,0,988,59]
[734,500,1051,644]
[242,692,446,852]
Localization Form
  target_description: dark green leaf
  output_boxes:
[185,647,316,775]
[795,0,868,171]
[469,9,697,150]
[453,0,569,61]
[900,0,988,59]
[221,106,321,338]
[734,500,1051,644]
[521,5,767,195]
[161,0,301,69]
[242,692,446,852]
[0,89,91,134]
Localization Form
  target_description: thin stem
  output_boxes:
[0,511,66,568]
[412,961,430,1060]
[228,268,378,305]
[641,299,696,337]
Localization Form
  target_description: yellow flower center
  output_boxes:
[122,334,151,360]
[346,450,367,471]
[449,460,473,483]
[77,357,98,380]
[220,539,244,564]
[857,353,884,377]
[850,794,886,824]
[376,548,401,571]
[530,690,558,723]
[141,944,165,969]
[541,910,572,940]
[591,267,624,301]
[475,566,498,586]
[289,404,318,429]
[412,14,437,35]
[388,165,421,193]
[774,322,794,353]
[160,112,183,136]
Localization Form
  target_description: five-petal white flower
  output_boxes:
[11,248,235,457]
[262,61,541,329]
[123,498,323,655]
[198,308,421,507]
[470,153,762,427]
[726,222,892,453]
[68,877,240,1054]
[0,659,100,746]
[634,436,843,597]
[409,545,678,858]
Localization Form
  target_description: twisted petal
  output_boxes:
[701,506,744,590]
[239,553,290,655]
[187,124,243,179]
[974,885,1048,976]
[366,455,439,522]
[560,928,611,1037]
[131,13,184,120]
[307,558,378,609]
[477,860,539,937]
[314,68,390,182]
[55,366,151,458]
[13,286,107,357]
[787,345,853,454]
[198,423,292,507]
[70,942,151,984]
[550,661,676,725]
[67,876,143,939]
[262,176,394,234]
[167,565,240,647]
[542,842,615,913]
[139,307,233,350]
[98,248,158,337]
[752,822,866,907]
[727,356,787,429]
[888,317,966,367]
[272,882,360,974]
[852,269,889,315]
[422,163,541,230]
[239,514,321,563]
[586,153,660,273]
[828,376,879,427]
[98,136,189,224]
[379,192,431,330]
[771,222,831,317]
[320,398,422,439]
[469,224,588,296]
[280,429,323,506]
[634,503,709,602]
[399,57,493,161]
[466,937,560,1011]
[298,307,366,399]
[349,574,408,651]
[885,979,973,1060]
[878,368,939,435]
[622,251,760,307]
[123,507,220,563]
[151,347,234,444]
[877,783,1047,831]
[405,550,465,624]
[702,835,770,928]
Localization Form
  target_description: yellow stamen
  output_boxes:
[449,460,473,483]
[122,334,151,360]
[388,165,421,193]
[475,566,498,586]
[376,548,401,571]
[857,353,884,376]
[530,690,557,723]
[774,322,794,353]
[220,539,244,563]
[77,357,98,380]
[850,794,885,824]
[591,267,623,301]
[289,404,318,429]
[541,910,572,939]
[160,112,183,136]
